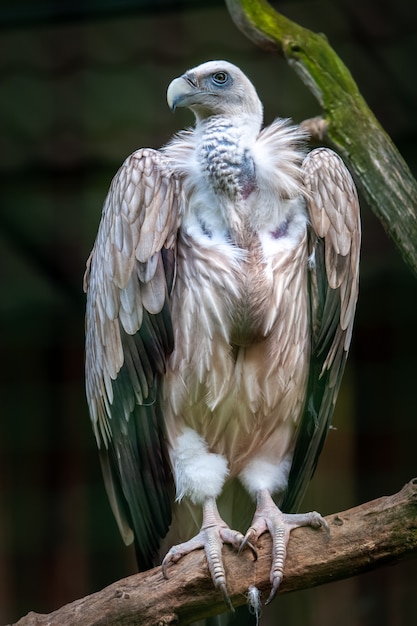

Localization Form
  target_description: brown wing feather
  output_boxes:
[305,148,360,351]
[283,147,360,511]
[84,148,181,566]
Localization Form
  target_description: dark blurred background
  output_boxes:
[1,1,416,624]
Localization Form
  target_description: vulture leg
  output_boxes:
[162,496,256,609]
[241,489,329,603]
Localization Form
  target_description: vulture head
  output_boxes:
[166,60,264,126]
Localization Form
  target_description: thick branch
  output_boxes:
[10,480,417,626]
[225,0,417,275]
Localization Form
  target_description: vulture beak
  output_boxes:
[167,73,200,112]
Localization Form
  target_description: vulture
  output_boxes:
[84,60,360,612]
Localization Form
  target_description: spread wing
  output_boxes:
[84,148,182,568]
[282,147,361,511]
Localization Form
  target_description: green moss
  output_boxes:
[226,0,417,276]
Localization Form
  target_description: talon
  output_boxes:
[315,513,330,536]
[161,534,205,579]
[161,555,171,579]
[265,574,282,605]
[240,527,255,549]
[239,532,258,560]
[161,548,179,579]
[243,540,258,561]
[219,582,234,612]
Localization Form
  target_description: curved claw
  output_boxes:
[219,582,234,613]
[161,551,175,579]
[266,574,282,605]
[162,534,205,579]
[309,511,330,536]
[238,530,258,560]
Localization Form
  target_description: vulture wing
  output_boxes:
[283,147,361,511]
[84,148,181,568]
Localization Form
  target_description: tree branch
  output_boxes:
[225,0,417,276]
[9,480,417,626]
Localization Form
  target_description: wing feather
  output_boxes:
[84,148,181,567]
[283,147,360,511]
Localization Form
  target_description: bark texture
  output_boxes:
[9,480,417,626]
[225,0,417,275]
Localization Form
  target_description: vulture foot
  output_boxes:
[241,489,329,604]
[162,496,256,610]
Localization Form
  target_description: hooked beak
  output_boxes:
[167,73,200,112]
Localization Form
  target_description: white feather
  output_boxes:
[171,428,229,504]
[247,586,262,626]
[239,455,292,497]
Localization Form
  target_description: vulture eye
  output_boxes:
[212,71,229,85]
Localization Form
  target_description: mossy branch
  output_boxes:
[225,0,417,275]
